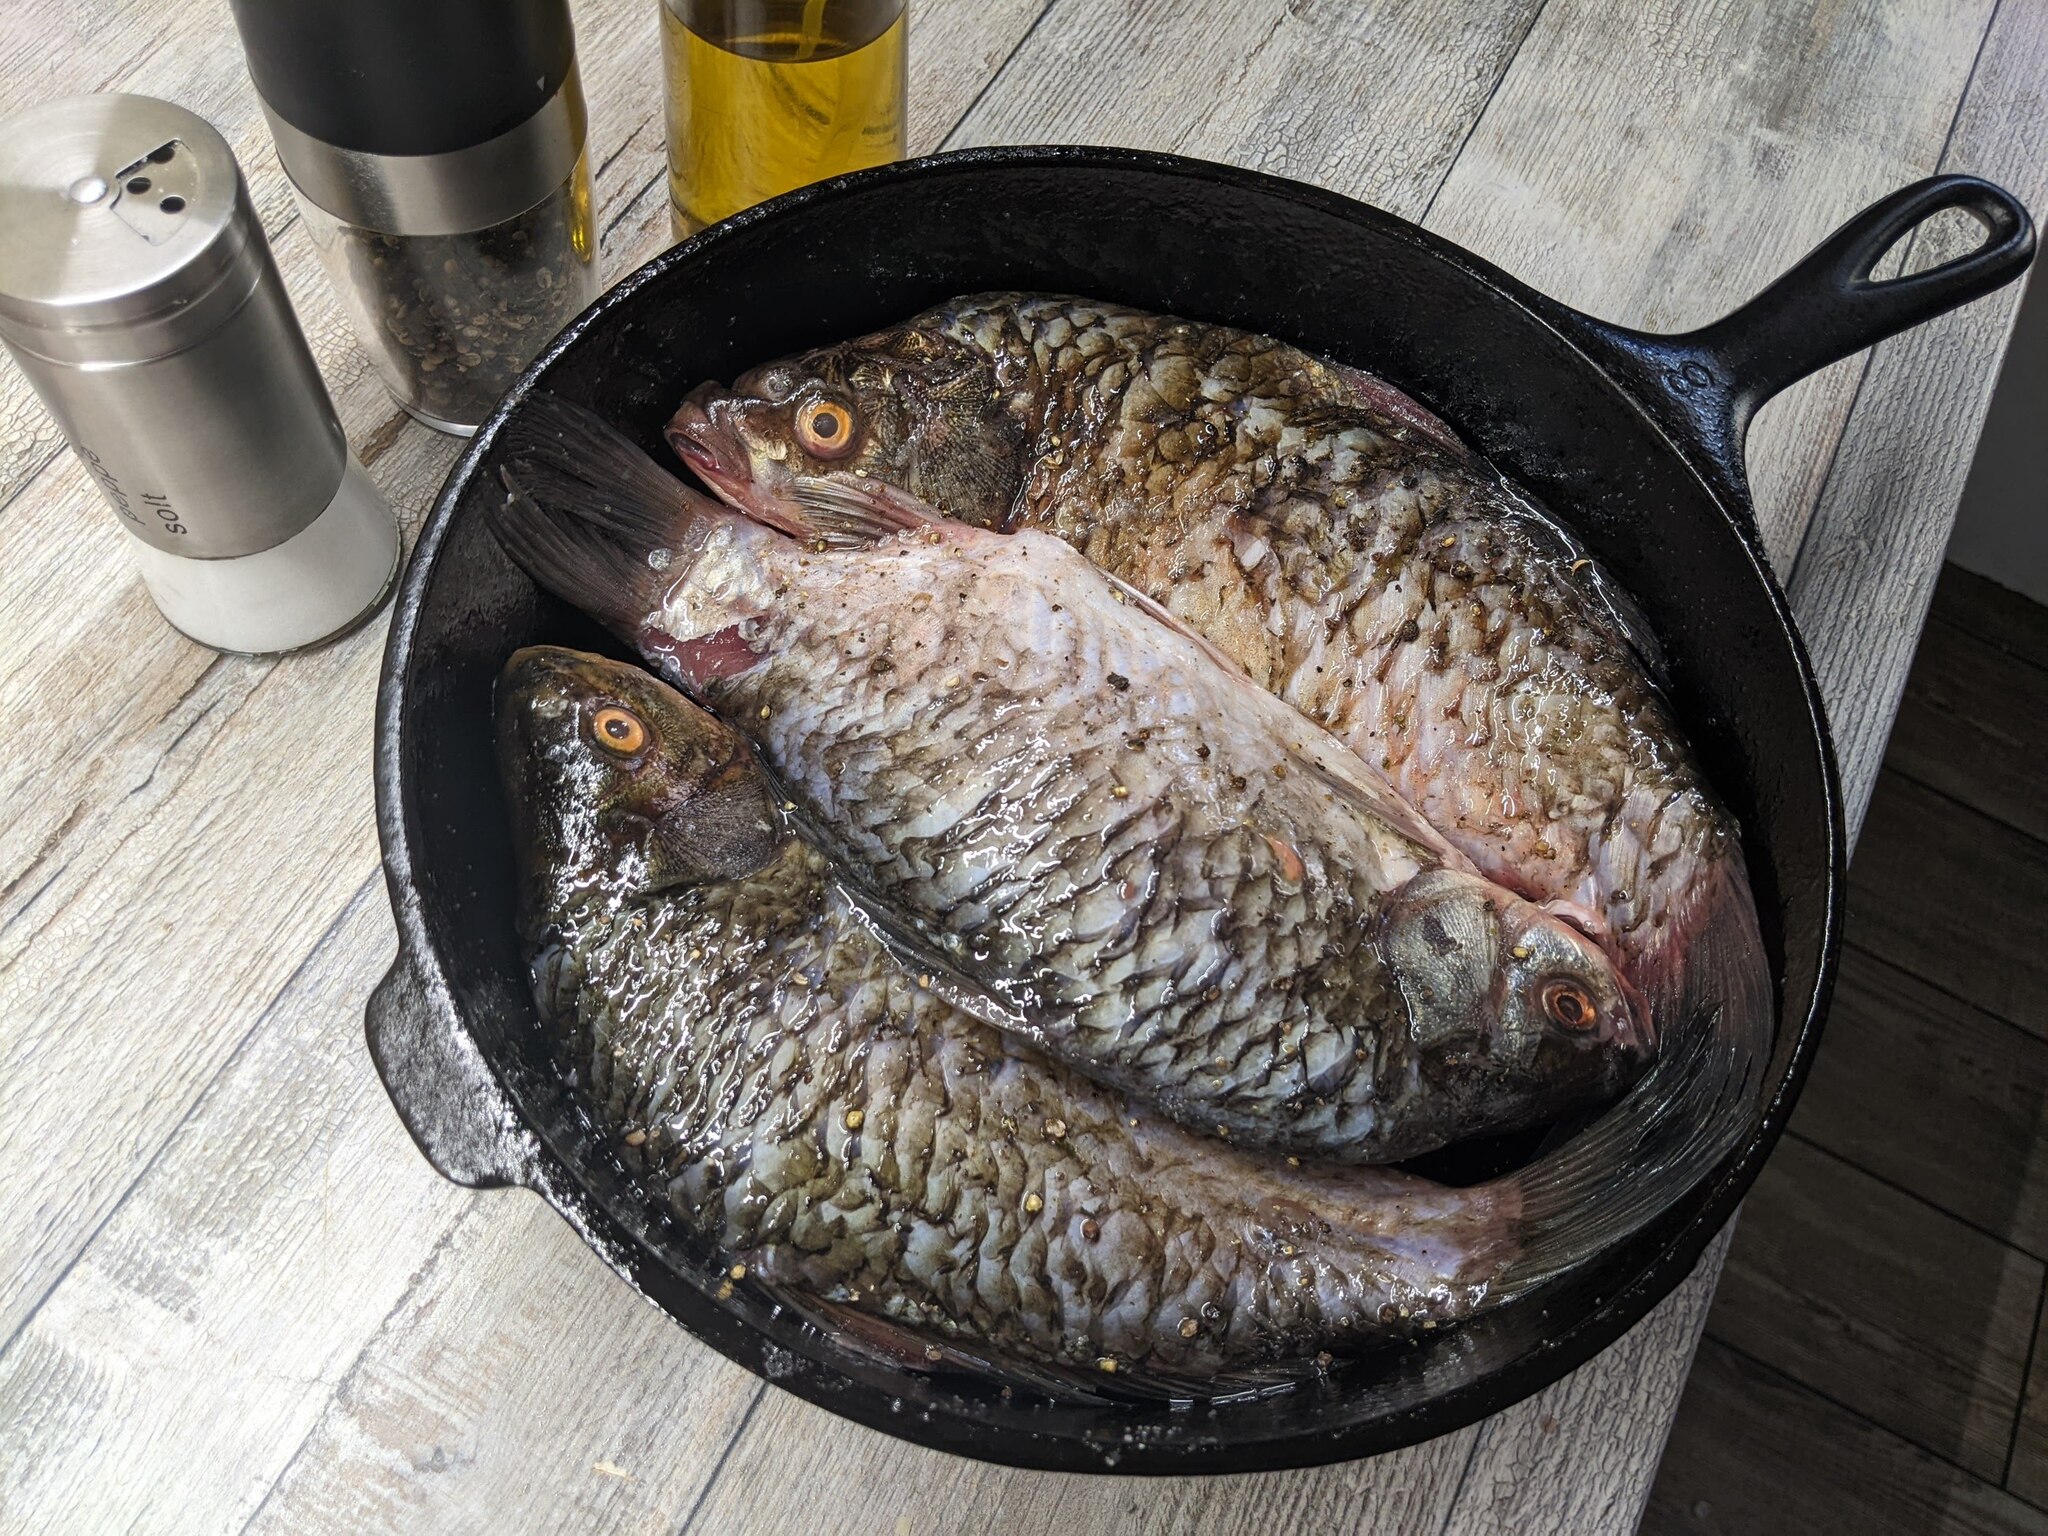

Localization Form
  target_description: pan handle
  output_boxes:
[365,949,534,1190]
[1567,176,2034,512]
[1685,175,2034,429]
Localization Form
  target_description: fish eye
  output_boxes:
[796,398,857,458]
[589,704,649,756]
[1540,977,1597,1031]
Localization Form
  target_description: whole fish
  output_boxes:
[493,398,1650,1169]
[665,295,1771,1066]
[498,644,1517,1380]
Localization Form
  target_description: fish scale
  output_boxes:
[493,395,1752,1305]
[672,295,1767,1056]
[538,836,1502,1373]
[532,489,1647,1166]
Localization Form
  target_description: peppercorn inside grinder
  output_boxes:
[0,95,400,656]
[229,0,600,436]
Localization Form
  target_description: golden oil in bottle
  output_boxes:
[661,0,907,237]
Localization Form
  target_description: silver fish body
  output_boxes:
[491,409,1650,1165]
[669,295,1772,1055]
[500,645,1512,1380]
[489,395,1763,1315]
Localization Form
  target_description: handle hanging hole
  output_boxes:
[1885,205,1998,281]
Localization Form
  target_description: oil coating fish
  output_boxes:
[498,645,1518,1380]
[665,295,1772,1067]
[490,398,1651,1167]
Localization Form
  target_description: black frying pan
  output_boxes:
[366,148,2033,1472]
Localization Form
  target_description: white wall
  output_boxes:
[1946,266,2048,605]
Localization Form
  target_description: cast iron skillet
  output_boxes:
[366,148,2033,1472]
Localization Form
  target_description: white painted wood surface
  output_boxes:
[0,2,2038,1532]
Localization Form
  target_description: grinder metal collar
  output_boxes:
[256,67,587,238]
[228,0,585,237]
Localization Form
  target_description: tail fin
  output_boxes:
[1488,849,1772,1291]
[489,393,732,636]
[494,468,664,636]
[498,393,703,549]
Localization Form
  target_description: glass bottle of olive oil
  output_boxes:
[661,0,907,237]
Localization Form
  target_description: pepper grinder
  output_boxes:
[228,0,600,436]
[0,95,400,655]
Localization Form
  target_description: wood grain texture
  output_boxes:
[246,1199,761,1536]
[682,1380,1477,1536]
[1643,1340,2048,1536]
[952,0,1546,219]
[1936,561,2048,670]
[1787,0,2048,833]
[1849,772,2048,1036]
[1707,1137,2043,1480]
[2009,1302,2048,1509]
[0,0,2035,1532]
[1793,944,2048,1258]
[1418,0,1993,572]
[1885,617,2048,843]
[0,887,479,1535]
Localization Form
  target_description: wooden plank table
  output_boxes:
[1,1,2041,1530]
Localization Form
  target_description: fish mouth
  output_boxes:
[666,390,786,517]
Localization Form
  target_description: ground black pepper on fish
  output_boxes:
[498,645,1521,1380]
[492,398,1653,1168]
[490,392,1765,1310]
[665,294,1772,1076]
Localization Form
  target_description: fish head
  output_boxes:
[495,646,783,935]
[1380,869,1655,1136]
[668,321,1029,530]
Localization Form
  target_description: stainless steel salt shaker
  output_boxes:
[0,94,399,655]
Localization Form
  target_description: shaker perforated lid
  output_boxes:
[226,0,575,158]
[0,92,397,656]
[0,94,262,366]
[0,92,356,571]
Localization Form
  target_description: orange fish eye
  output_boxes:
[589,704,648,756]
[1540,977,1597,1031]
[796,398,856,458]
